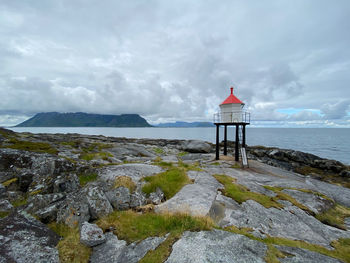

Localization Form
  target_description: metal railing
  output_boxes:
[213,111,250,124]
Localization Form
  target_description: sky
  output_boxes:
[1,0,350,127]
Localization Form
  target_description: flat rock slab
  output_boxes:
[0,212,60,263]
[156,172,221,216]
[282,189,334,214]
[90,232,166,263]
[224,200,350,248]
[99,164,162,184]
[276,246,343,263]
[165,229,267,263]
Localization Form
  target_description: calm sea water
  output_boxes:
[8,127,350,165]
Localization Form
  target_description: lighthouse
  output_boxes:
[219,87,245,123]
[214,86,250,165]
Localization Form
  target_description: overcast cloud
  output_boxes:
[1,0,350,126]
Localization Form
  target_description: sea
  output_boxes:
[7,127,350,165]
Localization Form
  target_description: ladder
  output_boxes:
[238,126,249,168]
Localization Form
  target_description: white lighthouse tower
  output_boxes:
[219,87,245,123]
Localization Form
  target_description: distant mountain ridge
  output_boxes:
[156,121,214,127]
[16,112,152,127]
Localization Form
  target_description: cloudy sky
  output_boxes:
[1,0,350,127]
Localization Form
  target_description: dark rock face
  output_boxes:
[0,212,60,263]
[181,140,212,153]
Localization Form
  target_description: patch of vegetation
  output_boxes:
[139,233,181,263]
[153,159,173,168]
[0,211,10,218]
[48,222,91,263]
[11,196,28,207]
[231,163,241,169]
[153,147,165,155]
[213,174,283,209]
[4,138,58,155]
[80,151,113,161]
[177,161,203,171]
[97,210,214,243]
[114,176,136,192]
[29,189,43,196]
[295,166,324,176]
[210,162,221,166]
[315,204,350,230]
[60,141,82,148]
[1,178,18,187]
[265,244,289,263]
[177,151,188,157]
[142,167,191,199]
[78,172,98,186]
[225,225,350,263]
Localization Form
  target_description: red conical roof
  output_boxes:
[220,87,244,105]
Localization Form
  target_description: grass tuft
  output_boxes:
[213,174,283,209]
[142,167,191,199]
[177,161,203,171]
[0,211,10,218]
[48,222,91,263]
[114,176,136,192]
[177,151,188,157]
[5,138,58,155]
[315,204,350,230]
[2,178,18,187]
[153,147,165,155]
[78,172,98,186]
[97,210,214,243]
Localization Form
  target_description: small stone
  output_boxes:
[80,222,106,247]
[148,187,165,205]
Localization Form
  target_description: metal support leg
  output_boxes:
[224,125,227,155]
[216,124,220,160]
[242,125,246,147]
[235,125,239,161]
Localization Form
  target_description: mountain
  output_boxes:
[15,112,152,127]
[156,121,214,127]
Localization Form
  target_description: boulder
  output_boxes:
[106,187,130,210]
[147,187,165,205]
[80,222,106,247]
[0,199,13,213]
[56,192,90,227]
[84,185,113,220]
[181,140,212,153]
[165,230,267,263]
[90,232,127,263]
[0,212,60,263]
[130,191,147,208]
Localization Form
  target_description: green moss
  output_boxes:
[177,151,188,157]
[139,233,180,263]
[142,167,191,199]
[5,138,58,155]
[48,222,91,263]
[97,210,214,243]
[0,211,10,218]
[2,178,18,187]
[213,174,283,209]
[80,151,113,161]
[29,189,43,196]
[210,162,221,166]
[78,172,98,186]
[153,147,165,155]
[153,160,173,168]
[177,161,203,171]
[315,204,350,230]
[265,244,288,263]
[114,176,136,192]
[11,197,28,207]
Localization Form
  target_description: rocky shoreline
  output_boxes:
[0,127,350,263]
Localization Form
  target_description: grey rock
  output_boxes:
[53,173,80,193]
[56,192,90,227]
[99,164,162,185]
[161,155,178,162]
[106,187,130,210]
[80,222,106,247]
[156,172,221,216]
[0,199,13,212]
[165,230,267,263]
[345,217,350,230]
[224,200,350,248]
[107,144,156,159]
[90,232,127,263]
[118,235,166,263]
[0,184,6,198]
[130,191,147,208]
[276,245,343,263]
[181,140,212,153]
[148,187,165,205]
[282,189,334,214]
[84,185,113,220]
[0,212,60,263]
